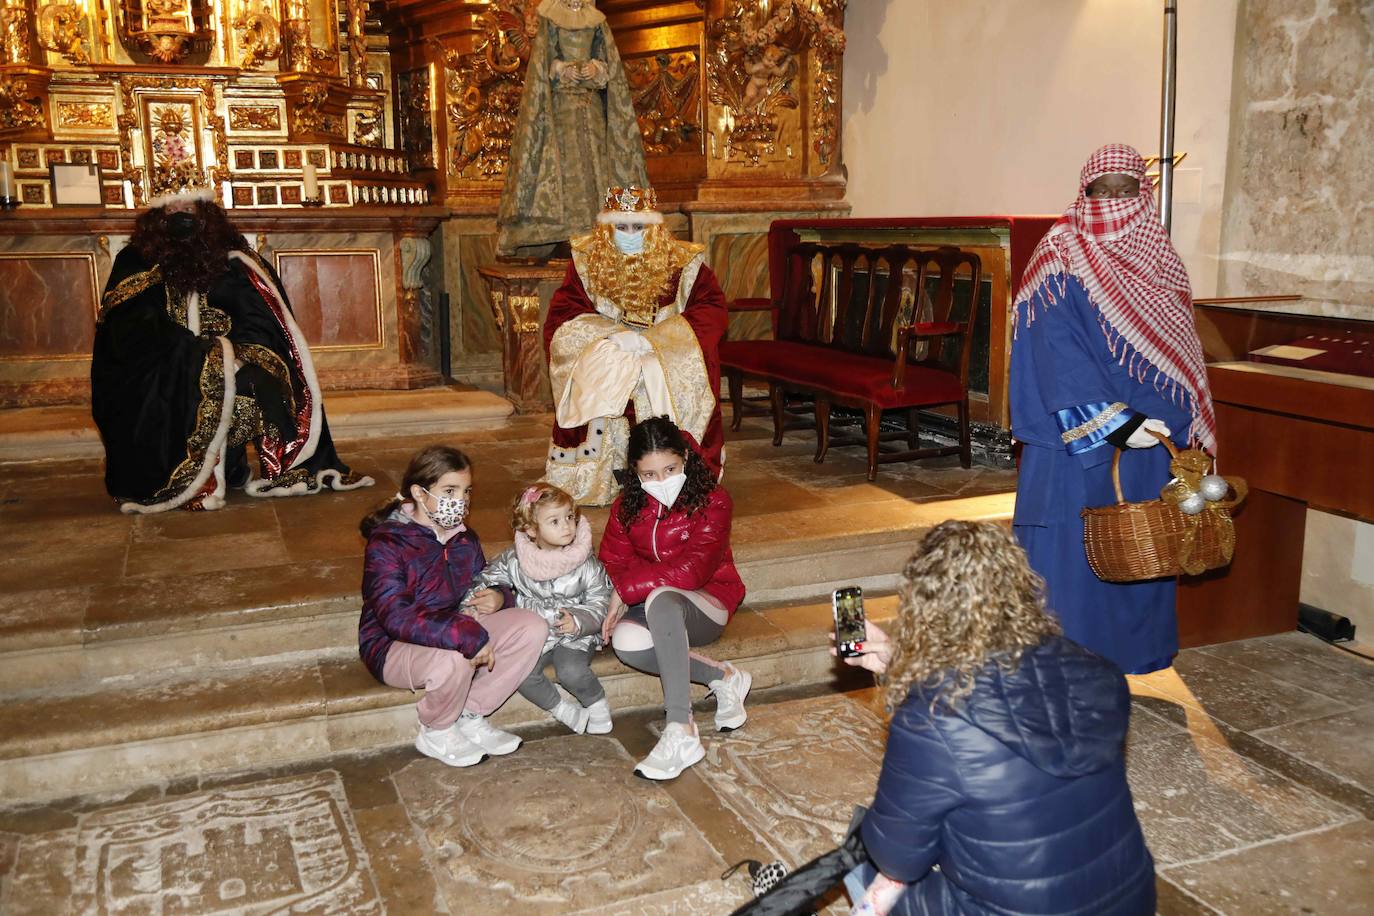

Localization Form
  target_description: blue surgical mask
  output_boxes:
[613,227,645,255]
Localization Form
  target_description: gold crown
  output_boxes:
[603,185,657,214]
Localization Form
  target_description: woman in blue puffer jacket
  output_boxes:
[837,520,1155,916]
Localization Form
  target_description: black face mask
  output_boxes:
[166,211,201,240]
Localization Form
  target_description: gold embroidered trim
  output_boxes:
[1061,401,1129,443]
[99,267,163,321]
[156,342,228,500]
[236,343,296,416]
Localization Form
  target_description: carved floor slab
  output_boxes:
[391,735,728,914]
[674,693,888,866]
[2,771,381,914]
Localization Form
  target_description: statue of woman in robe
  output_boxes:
[497,0,648,258]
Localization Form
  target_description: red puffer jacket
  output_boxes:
[598,484,746,615]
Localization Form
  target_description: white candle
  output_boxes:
[0,162,14,198]
[302,161,319,200]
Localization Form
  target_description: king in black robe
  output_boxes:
[92,200,372,512]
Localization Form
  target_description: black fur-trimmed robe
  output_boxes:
[92,245,372,513]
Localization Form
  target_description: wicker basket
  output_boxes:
[1081,433,1246,583]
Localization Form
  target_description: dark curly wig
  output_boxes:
[131,199,249,294]
[616,416,717,526]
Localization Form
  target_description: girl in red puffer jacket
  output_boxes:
[598,417,751,781]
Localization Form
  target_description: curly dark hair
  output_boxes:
[616,416,716,526]
[131,199,249,293]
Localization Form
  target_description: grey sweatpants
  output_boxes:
[611,587,728,725]
[517,643,606,710]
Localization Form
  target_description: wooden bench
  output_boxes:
[721,242,985,481]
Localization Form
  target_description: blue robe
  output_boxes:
[1011,276,1190,674]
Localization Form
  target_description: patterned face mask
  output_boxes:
[421,488,467,529]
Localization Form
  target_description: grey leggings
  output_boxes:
[517,644,606,710]
[612,587,728,725]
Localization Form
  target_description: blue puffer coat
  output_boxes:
[860,635,1155,915]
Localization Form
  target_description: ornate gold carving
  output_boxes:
[435,1,534,179]
[352,105,382,147]
[56,100,113,129]
[397,66,433,170]
[121,0,199,64]
[282,0,337,74]
[37,1,90,64]
[490,289,505,331]
[627,51,702,156]
[0,75,45,130]
[117,76,229,206]
[707,0,846,166]
[288,77,342,135]
[1,0,33,64]
[345,0,366,86]
[510,294,540,334]
[229,105,281,131]
[233,1,281,70]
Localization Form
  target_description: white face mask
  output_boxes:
[421,488,468,529]
[640,472,687,509]
[613,227,645,255]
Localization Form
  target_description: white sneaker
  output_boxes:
[551,698,591,734]
[457,713,522,755]
[709,663,753,732]
[634,721,705,781]
[415,722,486,768]
[586,698,613,735]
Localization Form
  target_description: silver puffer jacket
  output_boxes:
[472,516,613,654]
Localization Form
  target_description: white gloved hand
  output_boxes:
[1126,417,1172,448]
[610,330,651,354]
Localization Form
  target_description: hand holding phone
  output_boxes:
[832,586,867,659]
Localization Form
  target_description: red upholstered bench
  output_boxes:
[721,242,985,481]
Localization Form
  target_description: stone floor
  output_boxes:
[0,412,1016,673]
[2,633,1371,915]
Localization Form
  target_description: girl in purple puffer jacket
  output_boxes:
[358,445,545,768]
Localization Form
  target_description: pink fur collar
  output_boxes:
[515,515,593,580]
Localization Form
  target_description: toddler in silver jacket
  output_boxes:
[473,483,614,733]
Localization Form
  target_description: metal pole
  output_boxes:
[1158,0,1178,233]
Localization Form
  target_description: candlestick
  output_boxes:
[302,161,319,202]
[0,161,17,210]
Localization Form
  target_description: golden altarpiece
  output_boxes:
[0,0,849,406]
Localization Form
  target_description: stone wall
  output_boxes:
[1219,0,1374,317]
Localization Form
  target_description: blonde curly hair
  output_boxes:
[510,482,577,536]
[881,520,1061,711]
[578,223,695,325]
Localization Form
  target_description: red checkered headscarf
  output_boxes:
[1014,143,1216,452]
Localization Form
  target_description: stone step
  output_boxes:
[0,493,1012,693]
[0,385,516,463]
[0,595,901,803]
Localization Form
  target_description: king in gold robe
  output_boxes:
[543,187,726,505]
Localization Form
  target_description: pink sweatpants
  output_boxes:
[380,607,546,729]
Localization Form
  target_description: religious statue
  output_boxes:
[543,186,727,506]
[496,0,648,258]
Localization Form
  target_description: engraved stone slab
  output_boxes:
[1128,731,1358,866]
[1,772,381,914]
[674,694,887,866]
[391,735,727,914]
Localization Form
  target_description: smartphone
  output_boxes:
[832,586,867,658]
